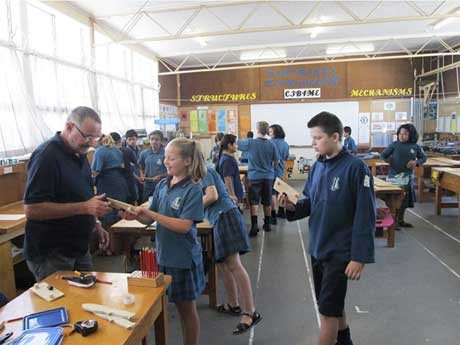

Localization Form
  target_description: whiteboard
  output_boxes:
[251,102,360,146]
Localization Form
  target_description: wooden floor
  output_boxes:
[91,179,460,345]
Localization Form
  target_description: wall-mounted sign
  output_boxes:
[190,93,256,102]
[350,88,413,97]
[264,67,340,87]
[284,88,320,99]
[154,118,180,125]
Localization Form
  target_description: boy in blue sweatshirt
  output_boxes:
[279,112,375,345]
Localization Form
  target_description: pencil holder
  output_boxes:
[127,271,164,288]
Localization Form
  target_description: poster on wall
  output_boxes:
[207,110,216,132]
[198,109,208,133]
[180,111,190,129]
[384,102,396,111]
[227,110,237,134]
[395,112,407,121]
[372,122,385,132]
[190,110,199,132]
[371,112,384,121]
[217,110,227,132]
[358,112,370,143]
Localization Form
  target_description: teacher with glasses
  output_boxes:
[23,106,111,282]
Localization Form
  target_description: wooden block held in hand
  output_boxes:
[273,177,300,204]
[107,198,135,213]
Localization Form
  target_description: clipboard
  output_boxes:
[106,198,135,213]
[273,177,300,204]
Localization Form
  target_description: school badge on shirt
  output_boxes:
[156,158,163,165]
[363,175,370,188]
[171,197,182,210]
[330,177,340,191]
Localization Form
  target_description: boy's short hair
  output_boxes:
[307,111,343,141]
[247,131,254,138]
[110,132,121,142]
[149,130,164,140]
[344,126,352,134]
[215,132,224,143]
[125,129,138,138]
[269,124,286,139]
[256,121,269,136]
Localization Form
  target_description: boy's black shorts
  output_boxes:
[311,256,348,317]
[248,179,273,206]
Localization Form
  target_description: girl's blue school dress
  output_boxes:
[217,153,244,202]
[381,141,426,209]
[202,167,250,262]
[138,147,166,202]
[149,176,205,302]
[92,146,129,225]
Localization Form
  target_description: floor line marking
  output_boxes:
[248,229,265,345]
[297,221,321,328]
[403,229,460,279]
[407,209,460,245]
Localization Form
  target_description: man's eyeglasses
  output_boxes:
[72,123,100,142]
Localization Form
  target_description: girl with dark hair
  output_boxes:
[381,123,426,227]
[217,134,244,205]
[269,124,290,222]
[210,132,225,164]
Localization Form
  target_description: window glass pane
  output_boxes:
[27,3,54,55]
[55,15,90,65]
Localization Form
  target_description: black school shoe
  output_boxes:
[263,223,271,232]
[249,224,259,237]
[270,216,277,225]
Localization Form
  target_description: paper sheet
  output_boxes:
[0,214,25,221]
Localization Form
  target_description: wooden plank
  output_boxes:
[0,241,16,299]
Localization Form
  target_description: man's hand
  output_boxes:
[406,160,417,169]
[94,223,110,250]
[277,193,296,211]
[345,261,365,280]
[85,194,110,217]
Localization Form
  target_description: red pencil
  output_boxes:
[6,316,23,323]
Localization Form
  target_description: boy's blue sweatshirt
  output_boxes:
[287,149,376,263]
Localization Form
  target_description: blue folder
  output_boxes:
[23,307,68,330]
[13,327,63,345]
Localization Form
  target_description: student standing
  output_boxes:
[125,129,143,204]
[121,138,206,345]
[279,112,375,345]
[116,132,138,205]
[269,124,290,223]
[238,121,279,236]
[343,126,357,154]
[239,131,253,164]
[210,132,224,164]
[138,130,167,202]
[201,167,261,335]
[91,133,129,227]
[381,123,426,227]
[217,134,244,205]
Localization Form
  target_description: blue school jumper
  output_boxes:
[287,149,376,263]
[218,153,244,202]
[201,168,250,261]
[237,138,280,180]
[343,136,357,154]
[381,141,426,208]
[270,138,290,179]
[149,176,205,302]
[92,146,129,201]
[139,147,166,201]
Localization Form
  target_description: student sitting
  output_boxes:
[343,126,357,154]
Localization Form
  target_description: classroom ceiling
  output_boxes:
[68,0,460,74]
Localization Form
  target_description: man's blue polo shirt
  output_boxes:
[149,176,204,269]
[237,137,279,180]
[271,138,290,178]
[138,147,166,178]
[24,132,95,262]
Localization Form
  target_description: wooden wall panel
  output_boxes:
[0,163,27,207]
[238,104,251,138]
[347,59,414,96]
[180,69,259,104]
[159,74,178,104]
[441,56,460,97]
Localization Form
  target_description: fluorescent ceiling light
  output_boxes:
[240,49,286,61]
[326,43,374,55]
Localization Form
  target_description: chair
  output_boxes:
[375,208,394,238]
